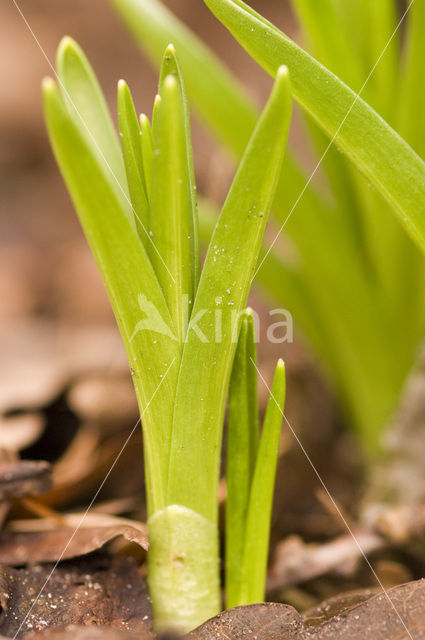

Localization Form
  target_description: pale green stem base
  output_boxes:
[147,505,221,633]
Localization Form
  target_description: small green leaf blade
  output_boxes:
[239,359,285,605]
[43,77,180,514]
[204,0,425,255]
[56,37,132,222]
[109,0,330,245]
[167,67,292,522]
[117,79,150,248]
[110,0,353,338]
[226,309,259,609]
[110,0,258,158]
[159,44,200,290]
[150,62,197,341]
[140,113,154,199]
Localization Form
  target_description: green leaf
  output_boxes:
[117,80,150,247]
[397,1,425,157]
[239,359,285,605]
[110,0,373,393]
[291,0,423,324]
[287,0,370,247]
[140,114,154,199]
[158,44,200,291]
[43,77,180,515]
[150,52,198,341]
[289,0,362,90]
[226,309,259,609]
[110,0,257,157]
[166,66,292,522]
[108,0,333,258]
[197,197,327,351]
[335,0,399,122]
[110,0,424,453]
[56,37,133,225]
[362,0,398,123]
[204,0,425,255]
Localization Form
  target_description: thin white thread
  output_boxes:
[253,0,416,282]
[252,358,414,640]
[12,358,176,639]
[11,0,175,284]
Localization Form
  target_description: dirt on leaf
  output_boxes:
[188,580,425,640]
[0,554,152,639]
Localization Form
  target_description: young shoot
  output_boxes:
[111,0,425,458]
[43,38,291,632]
[227,309,285,607]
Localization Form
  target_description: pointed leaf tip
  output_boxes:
[163,74,178,91]
[42,76,56,94]
[140,113,150,126]
[165,43,176,55]
[276,65,289,80]
[159,43,182,87]
[277,358,285,370]
[274,65,291,96]
[56,35,82,69]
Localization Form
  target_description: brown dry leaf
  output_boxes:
[0,321,126,414]
[67,374,137,429]
[0,461,51,501]
[0,414,45,453]
[189,580,425,640]
[375,504,425,544]
[0,321,141,513]
[0,514,147,565]
[0,555,152,638]
[313,580,425,638]
[188,603,302,640]
[268,530,385,591]
[302,588,379,626]
[24,627,153,640]
[0,460,52,532]
[42,427,143,511]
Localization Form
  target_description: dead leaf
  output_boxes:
[189,580,425,640]
[0,461,51,501]
[0,555,152,638]
[268,530,385,592]
[24,626,153,640]
[312,579,425,639]
[0,414,44,453]
[302,588,378,626]
[0,514,147,565]
[0,322,126,414]
[375,504,425,544]
[67,374,137,429]
[187,603,303,640]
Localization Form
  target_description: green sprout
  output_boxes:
[226,310,285,608]
[111,0,425,457]
[43,38,290,631]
